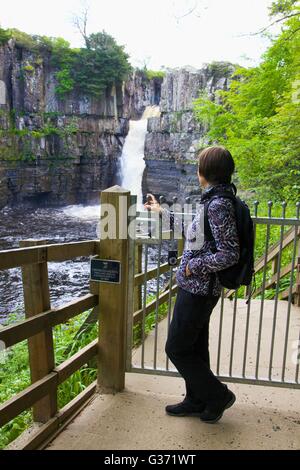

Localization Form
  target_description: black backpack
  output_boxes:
[203,185,255,293]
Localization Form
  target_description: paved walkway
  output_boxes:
[47,299,300,450]
[47,373,300,450]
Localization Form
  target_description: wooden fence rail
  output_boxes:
[0,295,98,350]
[0,240,99,271]
[0,305,99,428]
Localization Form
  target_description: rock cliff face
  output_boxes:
[143,65,234,203]
[0,39,159,208]
[123,72,162,120]
[0,37,233,209]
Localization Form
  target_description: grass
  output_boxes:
[133,292,174,348]
[0,310,98,449]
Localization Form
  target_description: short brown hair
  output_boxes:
[198,146,235,184]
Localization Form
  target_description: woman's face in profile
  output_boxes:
[198,171,208,189]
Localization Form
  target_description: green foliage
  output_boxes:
[252,201,297,300]
[0,27,11,45]
[270,0,299,16]
[133,293,172,348]
[55,69,75,97]
[207,61,235,79]
[0,310,98,449]
[193,8,300,202]
[145,70,166,80]
[22,65,35,73]
[70,32,132,97]
[0,112,79,164]
[47,31,132,98]
[53,314,98,408]
[0,27,132,99]
[0,335,32,449]
[6,29,39,50]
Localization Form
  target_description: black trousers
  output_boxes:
[165,287,226,407]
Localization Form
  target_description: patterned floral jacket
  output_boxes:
[162,183,240,297]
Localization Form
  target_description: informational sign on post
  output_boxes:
[90,258,121,284]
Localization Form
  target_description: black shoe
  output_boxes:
[199,390,236,424]
[166,400,205,417]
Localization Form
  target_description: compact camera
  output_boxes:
[168,250,178,267]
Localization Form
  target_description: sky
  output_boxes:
[1,0,281,70]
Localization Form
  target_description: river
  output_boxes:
[0,106,168,324]
[0,204,100,323]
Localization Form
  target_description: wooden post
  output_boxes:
[20,240,57,423]
[134,244,143,312]
[98,186,131,393]
[296,257,300,308]
[271,254,279,277]
[296,234,300,307]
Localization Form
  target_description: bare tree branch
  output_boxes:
[253,11,300,35]
[237,11,300,37]
[173,0,204,23]
[174,4,197,20]
[72,1,91,47]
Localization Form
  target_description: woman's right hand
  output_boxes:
[144,194,162,213]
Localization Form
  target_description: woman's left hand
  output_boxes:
[185,263,192,277]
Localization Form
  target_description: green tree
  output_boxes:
[0,27,132,99]
[72,31,132,97]
[193,3,300,202]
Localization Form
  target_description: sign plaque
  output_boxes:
[90,259,121,284]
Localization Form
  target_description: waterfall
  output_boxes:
[62,105,160,221]
[120,105,160,208]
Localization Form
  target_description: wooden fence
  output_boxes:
[0,240,99,449]
[0,186,136,449]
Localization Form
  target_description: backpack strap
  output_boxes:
[203,191,237,297]
[203,192,237,243]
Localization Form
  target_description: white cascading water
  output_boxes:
[63,105,160,220]
[120,105,160,208]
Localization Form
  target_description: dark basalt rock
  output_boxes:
[0,40,160,209]
[143,66,234,204]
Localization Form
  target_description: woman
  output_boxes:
[144,146,240,424]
